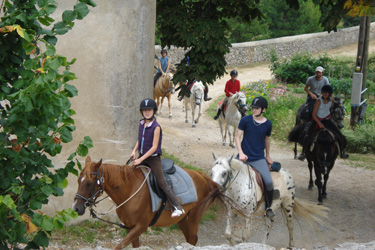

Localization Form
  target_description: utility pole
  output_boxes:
[350,16,370,128]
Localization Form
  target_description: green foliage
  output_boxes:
[224,17,271,43]
[0,0,95,248]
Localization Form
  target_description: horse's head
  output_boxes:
[164,73,175,94]
[72,156,103,215]
[332,97,345,129]
[191,81,204,105]
[232,92,248,116]
[210,153,234,189]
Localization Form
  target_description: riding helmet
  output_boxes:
[140,98,157,112]
[250,96,268,109]
[161,49,168,55]
[230,70,238,77]
[321,84,333,94]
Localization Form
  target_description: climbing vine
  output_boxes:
[0,0,95,248]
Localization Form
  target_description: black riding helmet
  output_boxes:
[230,70,238,77]
[250,96,268,109]
[321,84,333,94]
[140,98,157,115]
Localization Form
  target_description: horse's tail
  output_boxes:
[193,173,222,220]
[288,124,303,143]
[292,198,329,227]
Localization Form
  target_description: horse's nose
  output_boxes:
[196,101,201,105]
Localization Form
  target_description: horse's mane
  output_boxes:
[230,158,248,173]
[101,162,139,186]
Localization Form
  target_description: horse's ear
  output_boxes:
[93,159,102,171]
[85,156,91,164]
[227,154,234,163]
[212,152,218,160]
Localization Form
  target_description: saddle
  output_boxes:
[148,158,176,199]
[247,162,281,200]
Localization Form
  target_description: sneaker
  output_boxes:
[177,96,183,101]
[265,208,275,218]
[297,153,305,161]
[213,115,219,120]
[171,207,185,218]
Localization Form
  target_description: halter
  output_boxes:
[74,167,105,208]
[234,96,248,117]
[157,75,174,95]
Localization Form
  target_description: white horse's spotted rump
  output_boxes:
[211,153,328,247]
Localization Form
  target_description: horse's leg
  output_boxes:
[185,99,189,123]
[191,102,196,127]
[194,103,202,124]
[176,215,199,245]
[167,94,172,119]
[281,200,295,247]
[294,142,298,159]
[242,217,251,243]
[156,97,161,115]
[160,96,165,115]
[322,171,330,199]
[308,159,314,190]
[225,207,236,245]
[313,163,324,204]
[219,119,226,146]
[115,225,148,250]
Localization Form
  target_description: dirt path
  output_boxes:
[152,43,375,249]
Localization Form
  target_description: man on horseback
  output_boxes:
[213,70,240,120]
[302,66,330,120]
[298,85,349,161]
[177,56,212,102]
[234,96,275,218]
[131,98,185,218]
[154,49,171,87]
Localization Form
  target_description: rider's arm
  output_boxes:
[134,126,161,165]
[158,60,163,73]
[312,99,324,128]
[131,140,139,160]
[165,58,170,74]
[235,129,248,162]
[265,136,272,167]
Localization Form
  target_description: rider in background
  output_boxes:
[154,49,171,87]
[177,56,212,102]
[131,98,184,218]
[298,85,349,161]
[303,66,330,118]
[213,70,240,120]
[235,96,275,218]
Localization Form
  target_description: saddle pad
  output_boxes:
[140,165,198,212]
[217,100,228,111]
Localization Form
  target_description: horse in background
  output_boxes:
[184,81,204,127]
[73,156,221,250]
[210,153,329,247]
[217,92,248,147]
[305,129,339,204]
[153,72,175,119]
[289,96,345,159]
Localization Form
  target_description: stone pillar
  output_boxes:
[44,0,155,218]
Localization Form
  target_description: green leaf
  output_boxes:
[47,58,61,70]
[41,217,54,231]
[1,195,16,209]
[30,199,42,210]
[74,3,90,20]
[33,231,49,247]
[79,0,97,7]
[77,144,88,157]
[82,136,93,148]
[62,10,77,24]
[64,84,78,97]
[60,127,73,143]
[44,35,58,45]
[67,152,77,161]
[32,213,43,227]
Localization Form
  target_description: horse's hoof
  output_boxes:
[169,115,172,119]
[322,194,327,199]
[192,124,196,128]
[194,120,198,124]
[185,120,188,123]
[222,143,226,146]
[318,201,324,205]
[308,186,314,190]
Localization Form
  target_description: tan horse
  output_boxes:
[153,73,175,118]
[72,156,221,250]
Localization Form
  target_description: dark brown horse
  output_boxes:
[72,156,221,250]
[305,129,339,204]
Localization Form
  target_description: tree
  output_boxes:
[0,0,95,248]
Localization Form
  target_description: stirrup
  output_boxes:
[265,208,275,218]
[204,97,212,101]
[171,207,185,218]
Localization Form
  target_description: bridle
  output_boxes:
[234,94,248,117]
[157,74,174,95]
[74,167,105,208]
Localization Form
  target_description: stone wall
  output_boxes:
[156,23,375,68]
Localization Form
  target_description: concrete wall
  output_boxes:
[42,0,156,218]
[156,23,375,68]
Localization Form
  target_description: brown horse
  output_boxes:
[72,156,221,250]
[153,73,175,118]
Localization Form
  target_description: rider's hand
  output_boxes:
[239,153,248,162]
[133,158,142,166]
[311,93,317,100]
[130,151,136,160]
[318,122,325,129]
[266,156,273,169]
